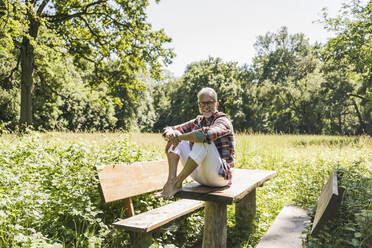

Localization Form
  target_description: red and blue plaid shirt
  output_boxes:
[170,112,235,173]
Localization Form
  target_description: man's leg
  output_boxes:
[157,156,199,199]
[155,145,180,198]
[197,143,231,187]
[166,151,180,181]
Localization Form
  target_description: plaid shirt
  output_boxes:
[171,112,235,178]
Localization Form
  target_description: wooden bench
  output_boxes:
[257,171,345,248]
[96,160,205,247]
[176,168,278,248]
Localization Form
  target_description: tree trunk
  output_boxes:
[19,16,39,129]
[20,37,34,127]
[351,98,366,134]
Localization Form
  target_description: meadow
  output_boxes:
[0,132,371,247]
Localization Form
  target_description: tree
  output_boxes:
[321,0,371,134]
[0,0,174,129]
[253,26,312,84]
[251,27,325,133]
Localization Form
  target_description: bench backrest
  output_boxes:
[97,160,170,203]
[311,171,345,235]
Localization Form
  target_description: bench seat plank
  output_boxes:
[113,199,204,232]
[176,169,277,204]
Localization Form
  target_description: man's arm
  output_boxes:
[201,117,232,142]
[162,118,197,144]
[179,130,205,143]
[164,129,205,146]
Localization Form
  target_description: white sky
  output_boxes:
[147,0,345,77]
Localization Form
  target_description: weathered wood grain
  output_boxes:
[176,169,277,204]
[236,189,256,230]
[256,205,310,248]
[123,198,135,217]
[130,232,153,248]
[113,199,204,232]
[97,161,170,203]
[311,172,343,235]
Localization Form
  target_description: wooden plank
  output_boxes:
[202,202,227,248]
[97,161,170,203]
[176,169,277,204]
[113,199,204,232]
[311,172,342,235]
[256,205,310,248]
[131,232,153,248]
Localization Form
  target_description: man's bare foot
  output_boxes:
[155,179,182,199]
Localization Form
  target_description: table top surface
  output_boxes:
[176,169,277,204]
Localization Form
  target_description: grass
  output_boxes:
[0,132,371,247]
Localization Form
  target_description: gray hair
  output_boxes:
[197,87,217,102]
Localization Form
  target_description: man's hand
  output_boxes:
[163,128,181,153]
[162,128,181,142]
[162,127,173,139]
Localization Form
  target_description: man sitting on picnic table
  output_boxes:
[155,87,235,199]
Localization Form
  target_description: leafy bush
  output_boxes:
[32,66,117,131]
[0,133,153,247]
[0,87,19,131]
[0,133,370,247]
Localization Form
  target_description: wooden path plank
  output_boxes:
[256,205,310,248]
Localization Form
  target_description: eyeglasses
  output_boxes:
[198,101,216,107]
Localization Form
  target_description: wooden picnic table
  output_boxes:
[176,169,277,248]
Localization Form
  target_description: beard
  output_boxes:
[202,111,213,118]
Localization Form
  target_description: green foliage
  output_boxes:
[0,132,157,247]
[1,133,370,247]
[151,75,183,132]
[0,0,370,135]
[0,87,19,130]
[249,27,327,134]
[111,71,159,132]
[253,26,313,83]
[1,42,118,131]
[303,164,372,248]
[320,0,371,134]
[152,57,245,131]
[34,80,117,131]
[230,134,371,247]
[0,0,174,128]
[148,3,370,136]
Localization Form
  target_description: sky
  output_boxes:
[146,0,346,77]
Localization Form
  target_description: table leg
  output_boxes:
[235,189,256,230]
[202,201,227,248]
[131,232,152,248]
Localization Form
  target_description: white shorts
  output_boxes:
[169,141,230,187]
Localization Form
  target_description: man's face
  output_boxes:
[198,93,218,118]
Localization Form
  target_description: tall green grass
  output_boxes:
[0,132,370,247]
